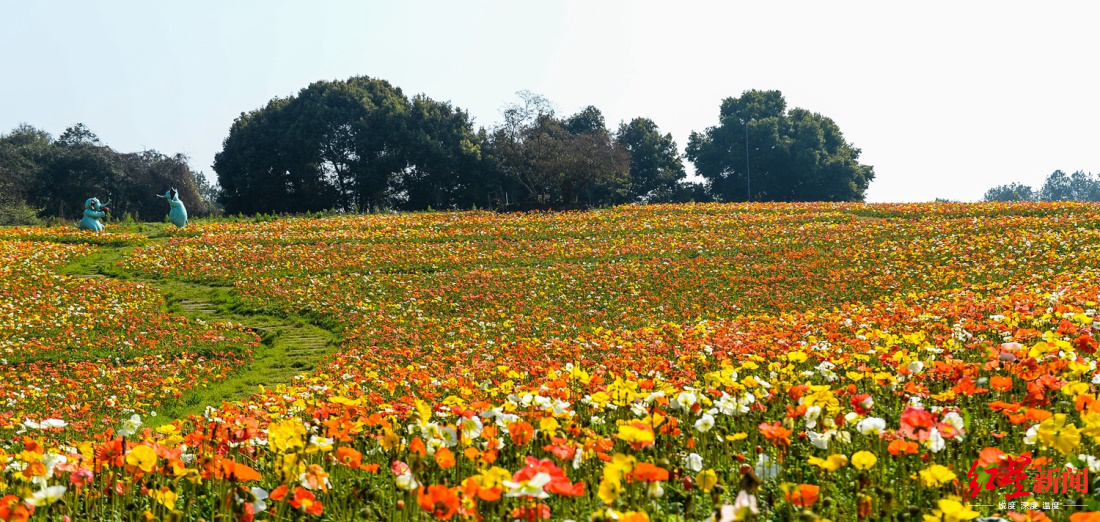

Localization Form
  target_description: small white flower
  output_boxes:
[695,414,715,433]
[646,480,664,498]
[504,472,551,499]
[808,430,833,450]
[1078,454,1100,473]
[804,405,822,429]
[1024,424,1039,445]
[730,490,759,519]
[28,485,66,506]
[908,361,924,374]
[119,414,142,437]
[438,426,459,447]
[459,416,483,440]
[926,428,945,453]
[395,473,419,491]
[684,453,703,472]
[857,417,887,436]
[676,391,698,410]
[251,487,269,513]
[23,418,67,430]
[714,393,739,416]
[643,390,665,404]
[755,454,778,480]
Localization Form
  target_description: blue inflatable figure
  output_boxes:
[158,188,188,228]
[78,197,110,232]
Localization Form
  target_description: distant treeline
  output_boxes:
[214,81,874,214]
[2,76,877,222]
[983,170,1100,202]
[0,124,218,225]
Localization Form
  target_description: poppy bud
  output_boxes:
[682,475,694,491]
[755,445,763,454]
[858,495,873,519]
[882,488,895,506]
[739,464,752,474]
[396,499,405,510]
[739,471,761,492]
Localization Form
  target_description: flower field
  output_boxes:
[0,238,258,436]
[4,202,1100,520]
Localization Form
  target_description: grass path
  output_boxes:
[59,237,340,426]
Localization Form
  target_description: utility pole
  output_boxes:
[744,120,751,202]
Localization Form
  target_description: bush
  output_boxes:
[0,200,43,226]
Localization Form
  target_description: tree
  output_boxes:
[0,125,52,195]
[1039,170,1100,201]
[983,182,1036,202]
[616,118,686,202]
[1,124,210,222]
[564,106,606,135]
[115,151,208,219]
[193,172,224,215]
[686,90,874,202]
[486,97,629,207]
[215,76,487,214]
[32,125,127,218]
[666,181,713,203]
[397,96,486,210]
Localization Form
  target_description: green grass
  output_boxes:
[55,236,341,427]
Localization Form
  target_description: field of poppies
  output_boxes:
[3,202,1100,521]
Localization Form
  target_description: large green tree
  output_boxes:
[398,96,487,210]
[686,90,874,202]
[616,118,686,202]
[486,95,629,207]
[215,76,485,214]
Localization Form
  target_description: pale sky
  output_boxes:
[2,1,1098,202]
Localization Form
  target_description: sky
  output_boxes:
[2,1,1098,202]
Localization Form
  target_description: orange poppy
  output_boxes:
[435,447,456,469]
[417,485,460,520]
[785,484,820,508]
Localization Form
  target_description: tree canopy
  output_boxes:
[0,124,212,224]
[484,96,629,207]
[616,117,687,202]
[983,170,1100,202]
[686,90,874,202]
[215,77,485,214]
[982,182,1036,202]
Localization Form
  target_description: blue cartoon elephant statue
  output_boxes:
[158,188,188,228]
[78,197,110,232]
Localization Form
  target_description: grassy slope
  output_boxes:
[57,236,340,426]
